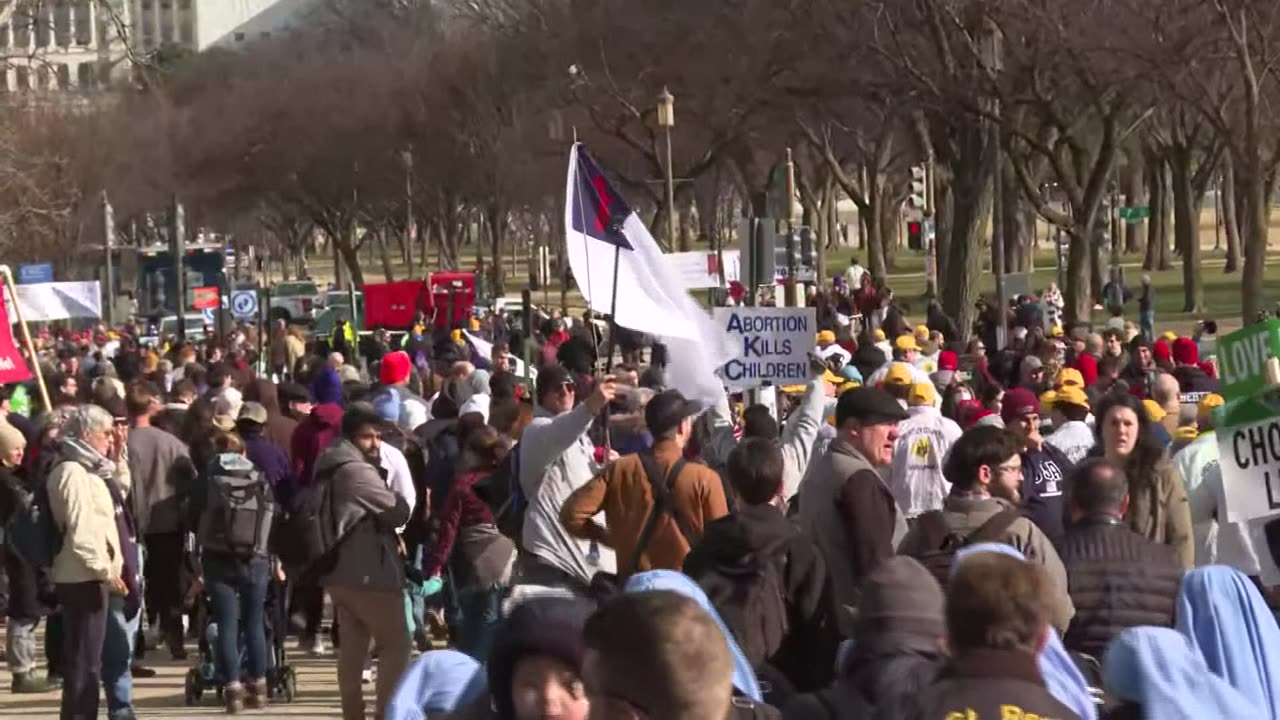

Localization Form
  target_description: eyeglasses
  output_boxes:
[990,462,1023,475]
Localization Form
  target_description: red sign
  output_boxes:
[0,298,32,385]
[192,286,220,310]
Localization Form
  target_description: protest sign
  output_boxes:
[714,307,815,390]
[1217,391,1280,585]
[1217,319,1280,403]
[666,250,741,289]
[3,281,102,322]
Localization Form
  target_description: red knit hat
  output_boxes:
[938,350,959,372]
[1199,361,1217,379]
[1172,337,1200,366]
[1153,339,1172,364]
[379,350,412,386]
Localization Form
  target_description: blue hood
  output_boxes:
[624,570,763,702]
[1177,565,1280,719]
[1105,627,1260,718]
[954,543,1097,720]
[386,649,486,720]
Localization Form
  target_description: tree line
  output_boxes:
[2,0,1276,334]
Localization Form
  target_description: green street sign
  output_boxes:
[1118,206,1151,222]
[1218,319,1280,404]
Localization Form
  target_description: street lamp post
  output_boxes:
[657,87,678,251]
[402,149,414,273]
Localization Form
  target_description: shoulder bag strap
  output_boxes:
[627,453,691,575]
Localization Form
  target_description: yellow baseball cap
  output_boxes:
[1039,390,1058,414]
[884,363,914,386]
[1050,324,1064,338]
[1162,331,1178,342]
[1058,368,1085,389]
[822,370,843,386]
[1174,425,1200,441]
[914,324,930,341]
[909,382,936,406]
[1143,399,1167,423]
[1198,394,1225,422]
[816,330,836,345]
[895,335,921,353]
[873,328,887,342]
[1056,385,1090,410]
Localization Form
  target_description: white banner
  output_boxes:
[714,307,816,390]
[666,250,741,289]
[5,281,102,322]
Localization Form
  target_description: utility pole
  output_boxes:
[924,159,938,298]
[657,87,679,251]
[171,197,187,341]
[784,148,799,307]
[102,190,115,326]
[988,23,1007,350]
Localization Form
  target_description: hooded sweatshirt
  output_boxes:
[1176,565,1280,720]
[1105,627,1261,719]
[243,379,298,458]
[290,402,345,496]
[682,503,839,694]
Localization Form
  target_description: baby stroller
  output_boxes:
[183,572,298,705]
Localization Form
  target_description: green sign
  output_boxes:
[1217,319,1280,404]
[1117,206,1151,222]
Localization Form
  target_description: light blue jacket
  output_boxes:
[386,649,487,720]
[1105,627,1260,719]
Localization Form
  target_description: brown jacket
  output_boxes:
[560,439,728,578]
[1125,457,1195,570]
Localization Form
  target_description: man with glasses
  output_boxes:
[516,365,617,592]
[1002,387,1074,548]
[899,425,1074,633]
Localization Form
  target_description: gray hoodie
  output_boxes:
[315,438,409,593]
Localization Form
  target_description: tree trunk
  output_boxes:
[1170,147,1204,313]
[1157,162,1174,271]
[940,125,996,341]
[487,203,507,298]
[864,172,888,280]
[1124,153,1144,254]
[379,229,396,282]
[1002,162,1031,273]
[1065,221,1095,325]
[337,240,365,287]
[935,179,954,286]
[881,195,900,272]
[1240,156,1268,323]
[1223,164,1241,274]
[1143,155,1166,272]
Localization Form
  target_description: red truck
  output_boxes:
[361,272,476,330]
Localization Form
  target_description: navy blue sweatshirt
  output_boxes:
[1020,444,1073,548]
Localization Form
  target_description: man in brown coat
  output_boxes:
[561,389,728,578]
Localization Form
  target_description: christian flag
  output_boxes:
[564,143,730,406]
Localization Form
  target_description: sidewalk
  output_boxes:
[0,628,344,719]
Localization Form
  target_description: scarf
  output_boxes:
[60,438,141,619]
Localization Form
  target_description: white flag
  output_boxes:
[563,144,730,406]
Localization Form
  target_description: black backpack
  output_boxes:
[199,454,276,558]
[909,508,1023,586]
[475,441,525,545]
[697,540,791,674]
[4,477,62,571]
[419,429,462,550]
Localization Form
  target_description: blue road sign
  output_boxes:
[16,262,53,285]
[231,289,258,319]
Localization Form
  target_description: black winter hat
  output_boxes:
[488,596,596,720]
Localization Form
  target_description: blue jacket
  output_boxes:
[1106,626,1260,718]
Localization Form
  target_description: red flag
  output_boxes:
[0,299,32,384]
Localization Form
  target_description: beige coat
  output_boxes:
[1126,458,1195,570]
[48,459,125,585]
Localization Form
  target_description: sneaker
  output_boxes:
[305,635,328,657]
[131,663,157,678]
[361,663,374,684]
[224,682,244,714]
[10,672,52,694]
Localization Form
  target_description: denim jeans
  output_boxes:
[103,595,135,720]
[455,586,503,663]
[205,554,270,684]
[6,617,38,673]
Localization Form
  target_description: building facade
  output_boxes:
[131,0,320,52]
[0,0,132,92]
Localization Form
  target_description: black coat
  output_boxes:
[891,648,1080,720]
[783,635,942,720]
[1060,517,1183,659]
[683,504,840,697]
[0,465,52,620]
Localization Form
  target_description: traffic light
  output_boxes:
[908,165,927,213]
[799,227,814,268]
[908,220,923,251]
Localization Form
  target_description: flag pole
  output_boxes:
[0,266,51,412]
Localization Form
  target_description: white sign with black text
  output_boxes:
[714,307,815,390]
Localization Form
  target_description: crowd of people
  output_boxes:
[0,265,1273,720]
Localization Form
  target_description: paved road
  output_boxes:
[0,630,346,719]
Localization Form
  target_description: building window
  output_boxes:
[178,0,190,8]
[234,32,245,42]
[77,62,94,88]
[75,0,93,45]
[56,64,70,89]
[260,31,271,39]
[14,67,29,91]
[35,65,48,91]
[98,62,112,88]
[179,19,193,44]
